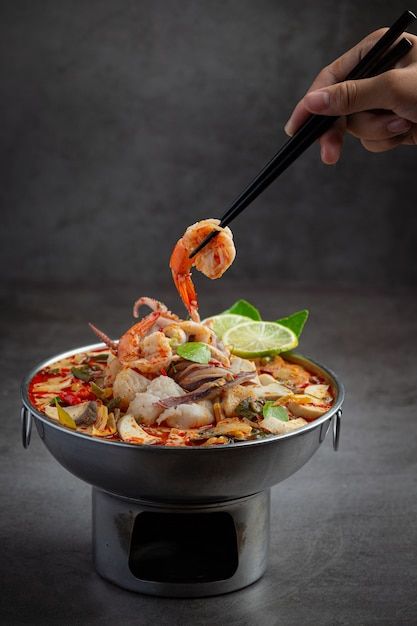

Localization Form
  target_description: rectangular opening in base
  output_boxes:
[128,511,239,583]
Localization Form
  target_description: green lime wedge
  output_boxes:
[202,314,249,340]
[222,321,298,358]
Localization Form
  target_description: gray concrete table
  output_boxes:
[1,284,416,625]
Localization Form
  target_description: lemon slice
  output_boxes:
[202,314,249,339]
[222,321,298,358]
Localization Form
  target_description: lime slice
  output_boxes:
[202,314,249,339]
[222,321,298,358]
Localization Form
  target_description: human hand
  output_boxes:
[284,29,417,164]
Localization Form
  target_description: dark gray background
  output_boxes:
[1,0,417,304]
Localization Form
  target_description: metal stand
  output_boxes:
[92,488,270,597]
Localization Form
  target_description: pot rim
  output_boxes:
[21,343,344,451]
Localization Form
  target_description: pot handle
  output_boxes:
[21,405,32,449]
[332,409,342,451]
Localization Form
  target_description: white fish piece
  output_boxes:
[147,375,185,399]
[117,414,160,444]
[113,368,149,403]
[127,392,163,425]
[157,401,213,429]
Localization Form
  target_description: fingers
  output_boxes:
[347,111,412,140]
[302,71,400,117]
[285,28,388,136]
[319,118,346,165]
[360,124,417,151]
[360,135,407,153]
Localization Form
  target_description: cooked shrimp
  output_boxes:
[177,320,214,344]
[162,324,188,347]
[170,219,236,322]
[161,319,230,365]
[118,312,161,364]
[116,310,178,374]
[130,332,174,375]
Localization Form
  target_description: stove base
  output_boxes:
[92,488,270,597]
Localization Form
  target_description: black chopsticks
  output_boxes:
[189,9,416,258]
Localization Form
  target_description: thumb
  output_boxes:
[303,72,398,116]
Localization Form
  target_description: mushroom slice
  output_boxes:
[258,373,277,385]
[304,384,330,400]
[260,415,307,434]
[252,381,291,399]
[45,401,98,426]
[117,414,160,444]
[287,401,328,421]
[213,418,252,439]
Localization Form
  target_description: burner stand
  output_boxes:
[93,488,270,597]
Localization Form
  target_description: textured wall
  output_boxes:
[1,0,416,295]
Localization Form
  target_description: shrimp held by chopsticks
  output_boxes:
[170,219,236,322]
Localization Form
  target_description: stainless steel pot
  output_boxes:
[21,344,344,504]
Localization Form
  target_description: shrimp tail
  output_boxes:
[170,239,200,322]
[88,323,118,351]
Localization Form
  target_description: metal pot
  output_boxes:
[20,344,344,504]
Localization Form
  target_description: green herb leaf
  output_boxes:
[275,310,309,338]
[262,402,289,422]
[177,342,211,364]
[55,398,77,430]
[223,299,261,320]
[71,366,92,382]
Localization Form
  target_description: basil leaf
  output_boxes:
[276,310,309,338]
[262,401,289,422]
[223,299,261,320]
[177,342,211,364]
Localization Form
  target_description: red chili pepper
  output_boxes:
[59,392,81,406]
[60,385,95,406]
[160,368,168,376]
